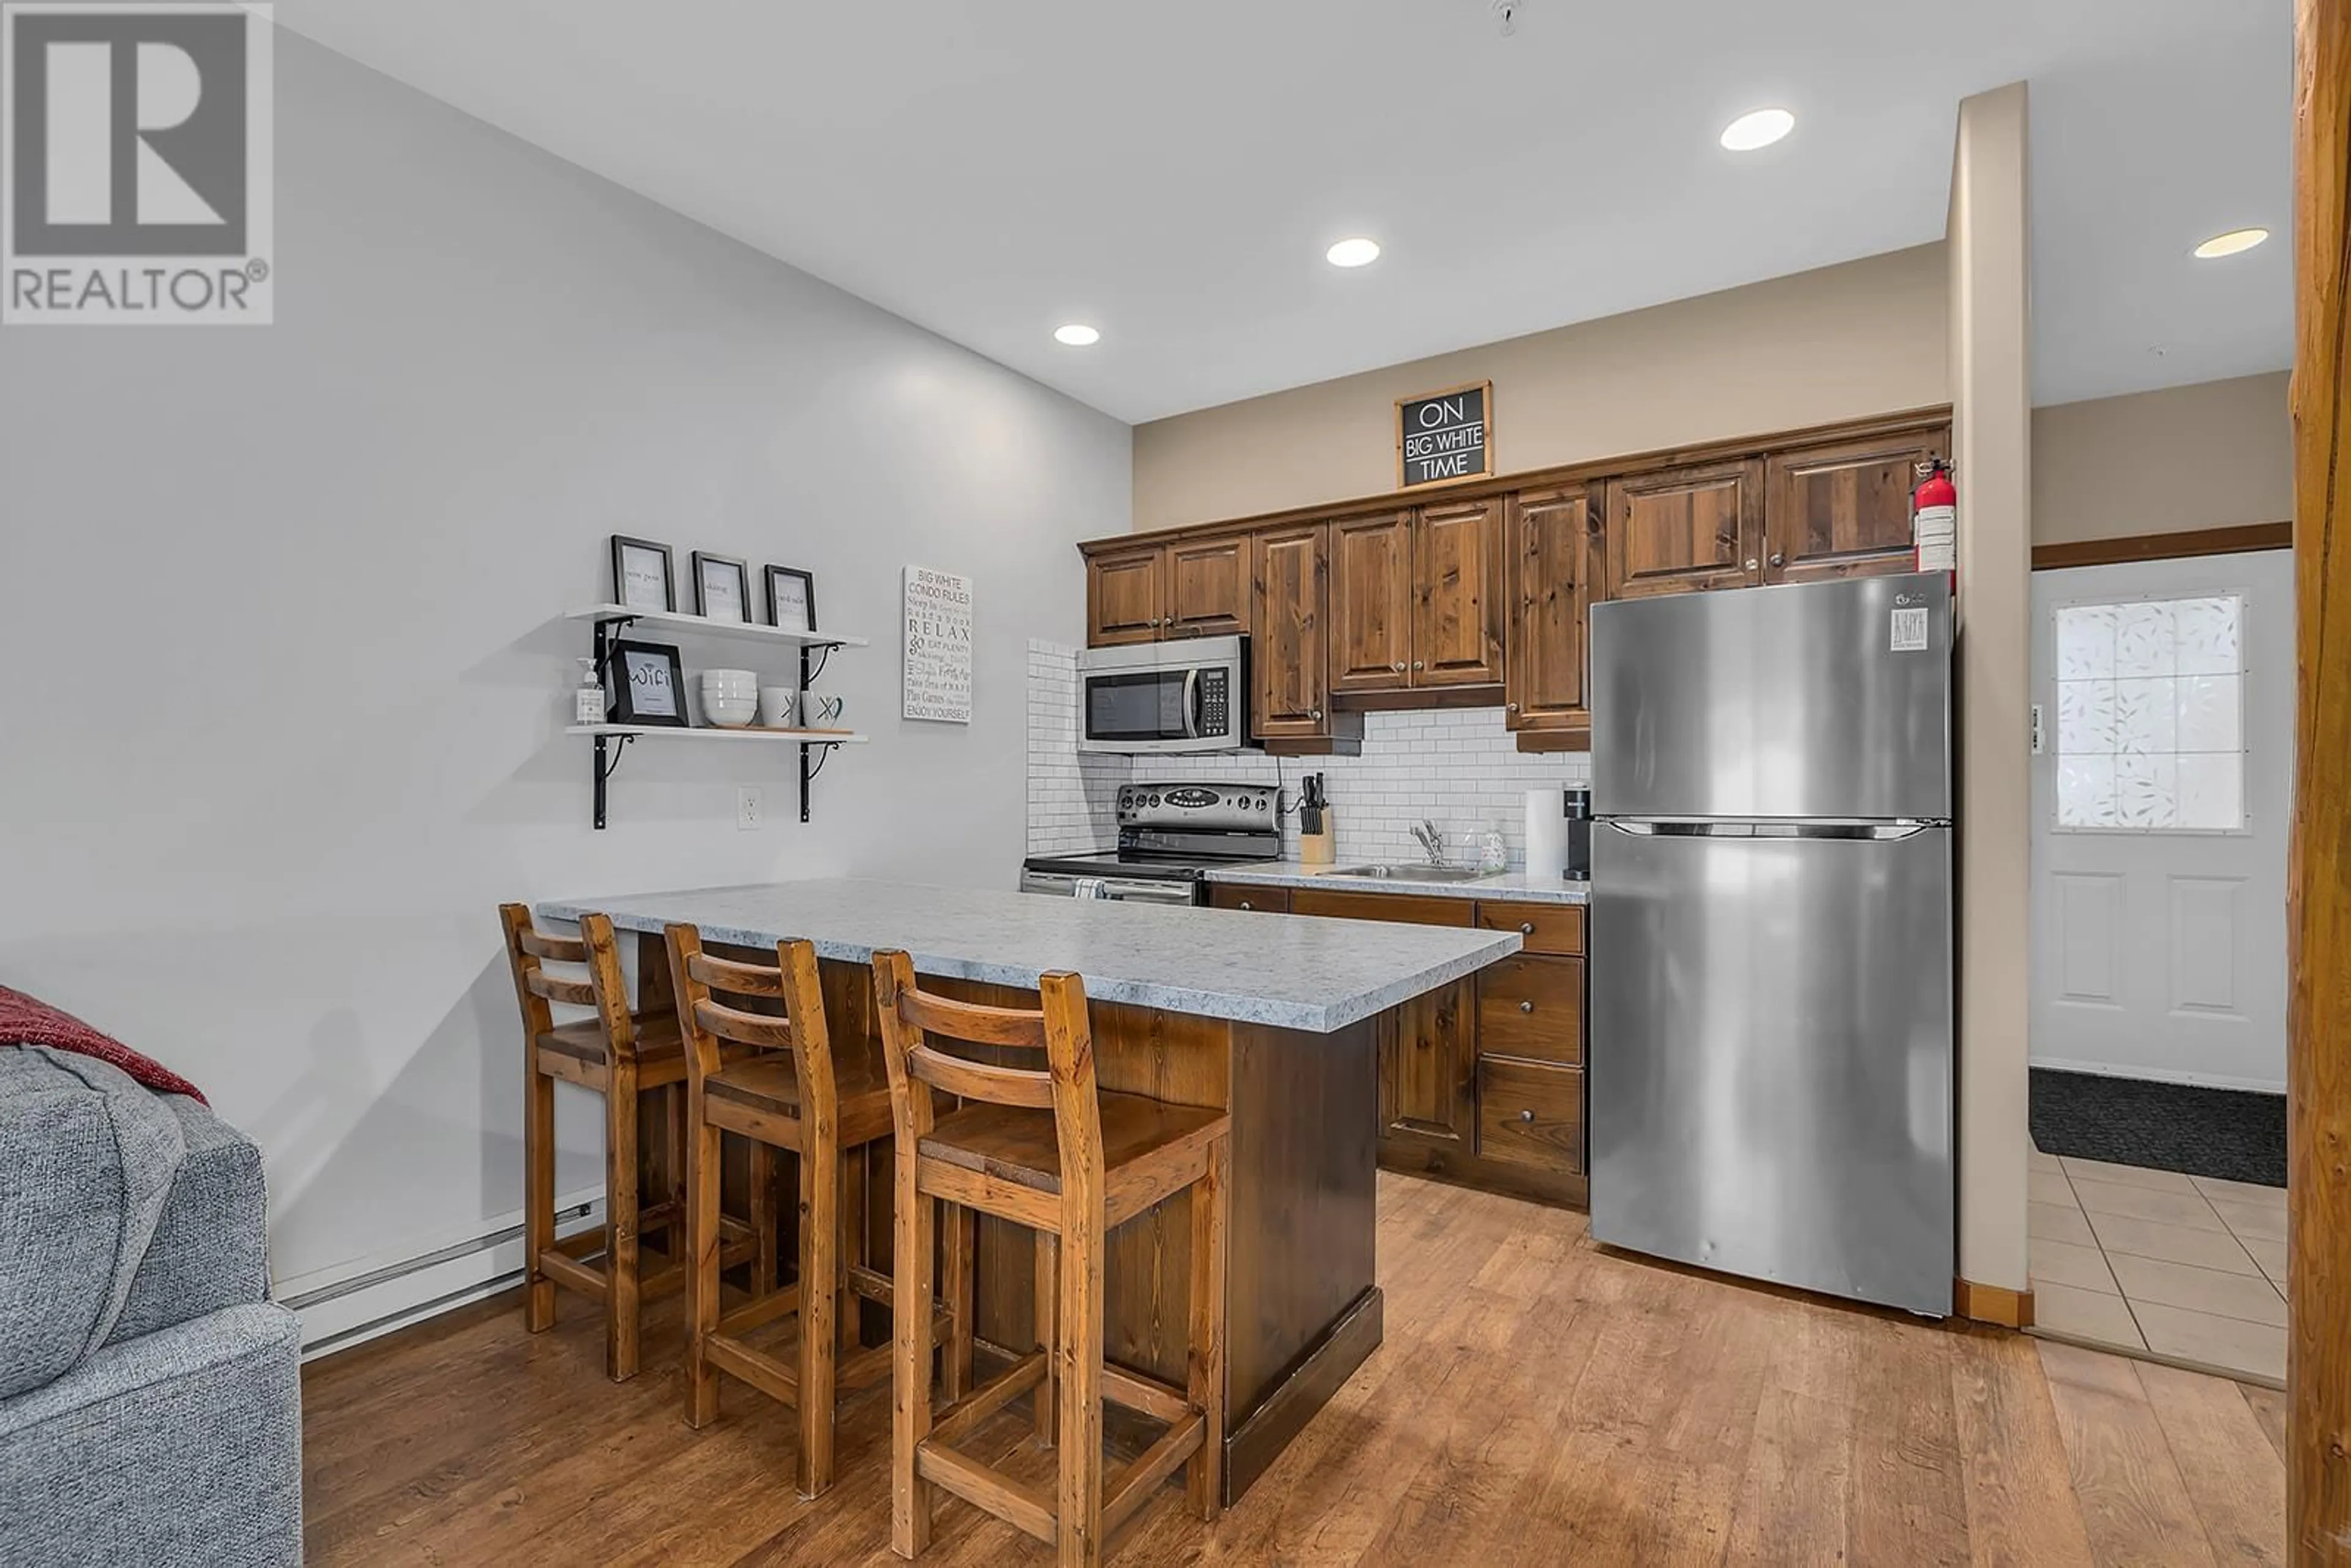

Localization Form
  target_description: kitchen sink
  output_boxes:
[1327,863,1492,883]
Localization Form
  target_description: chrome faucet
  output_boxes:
[1411,819,1445,866]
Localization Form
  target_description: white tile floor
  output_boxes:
[2027,1146,2287,1386]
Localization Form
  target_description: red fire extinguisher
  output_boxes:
[1913,459,1956,575]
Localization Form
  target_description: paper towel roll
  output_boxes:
[1524,787,1572,880]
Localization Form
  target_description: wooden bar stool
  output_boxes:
[500,903,721,1382]
[871,951,1230,1567]
[666,925,964,1500]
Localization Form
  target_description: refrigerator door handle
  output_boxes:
[1601,819,1945,841]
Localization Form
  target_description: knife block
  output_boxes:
[1300,810,1335,866]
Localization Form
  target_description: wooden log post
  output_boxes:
[2291,0,2351,1560]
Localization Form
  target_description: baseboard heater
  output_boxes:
[282,1192,602,1362]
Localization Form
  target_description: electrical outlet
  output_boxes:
[737,787,762,831]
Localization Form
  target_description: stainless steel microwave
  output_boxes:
[1076,636,1250,754]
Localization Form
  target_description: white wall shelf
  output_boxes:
[573,609,866,829]
[564,604,868,648]
[566,724,868,743]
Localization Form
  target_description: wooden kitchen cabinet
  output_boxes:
[1251,524,1360,751]
[1205,882,1289,913]
[1412,497,1506,687]
[1086,544,1164,645]
[1330,502,1503,693]
[1764,429,1948,583]
[1603,457,1766,599]
[1084,532,1250,645]
[1164,533,1253,636]
[1503,485,1594,742]
[1277,885,1588,1206]
[1329,512,1415,691]
[1379,979,1476,1152]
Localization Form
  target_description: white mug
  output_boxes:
[811,694,846,727]
[759,687,798,728]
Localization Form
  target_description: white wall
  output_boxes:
[0,34,1129,1289]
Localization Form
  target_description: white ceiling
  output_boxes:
[276,0,2293,423]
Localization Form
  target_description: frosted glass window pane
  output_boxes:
[2178,754,2244,830]
[2052,591,2243,832]
[2115,602,2177,678]
[2058,679,2115,754]
[2117,754,2180,828]
[2113,677,2178,755]
[2176,674,2243,754]
[2057,605,2117,680]
[2174,596,2242,675]
[2059,756,2118,827]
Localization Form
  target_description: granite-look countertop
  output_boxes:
[536,879,1518,1035]
[1204,863,1591,906]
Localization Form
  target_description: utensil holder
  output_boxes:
[1300,813,1336,866]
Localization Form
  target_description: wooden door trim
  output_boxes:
[2030,521,2293,572]
[1090,404,1955,554]
[2289,0,2349,1551]
[1954,1279,2034,1329]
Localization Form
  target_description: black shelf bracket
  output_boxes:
[592,731,636,831]
[584,618,853,831]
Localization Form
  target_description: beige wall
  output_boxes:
[1131,245,1950,530]
[1949,82,2034,1298]
[2032,372,2293,545]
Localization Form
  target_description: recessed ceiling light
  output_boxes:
[1054,323,1100,347]
[2192,227,2269,260]
[1720,108,1794,152]
[1326,237,1381,268]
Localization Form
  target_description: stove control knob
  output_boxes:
[1147,794,1161,808]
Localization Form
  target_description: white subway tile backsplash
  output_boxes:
[1026,641,1589,869]
[1026,640,1124,856]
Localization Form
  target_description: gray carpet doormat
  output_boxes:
[2029,1068,2285,1188]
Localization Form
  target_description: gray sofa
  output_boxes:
[0,1046,303,1567]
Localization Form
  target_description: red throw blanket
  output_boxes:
[0,985,208,1104]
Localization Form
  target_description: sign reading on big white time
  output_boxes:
[902,566,973,724]
[1,1,275,324]
[1397,380,1493,489]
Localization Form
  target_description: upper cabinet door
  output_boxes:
[1764,428,1950,583]
[1163,533,1251,639]
[1251,524,1332,739]
[1504,486,1592,735]
[1412,498,1505,687]
[1602,458,1765,599]
[1086,545,1164,646]
[1330,512,1415,691]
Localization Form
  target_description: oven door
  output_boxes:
[1019,870,1202,906]
[1076,638,1244,754]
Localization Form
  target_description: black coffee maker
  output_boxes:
[1563,787,1592,880]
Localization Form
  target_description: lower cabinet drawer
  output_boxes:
[1476,1059,1584,1175]
[1475,955,1584,1065]
[1207,883,1289,913]
[1289,889,1474,927]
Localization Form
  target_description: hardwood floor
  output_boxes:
[302,1172,2286,1565]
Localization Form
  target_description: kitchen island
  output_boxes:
[537,879,1518,1503]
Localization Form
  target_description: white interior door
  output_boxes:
[2028,549,2292,1093]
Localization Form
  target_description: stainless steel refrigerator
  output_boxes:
[1588,572,1955,1316]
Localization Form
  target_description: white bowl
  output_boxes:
[703,698,759,729]
[700,667,759,688]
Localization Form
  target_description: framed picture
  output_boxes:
[604,640,687,726]
[692,551,752,623]
[610,535,675,613]
[766,566,817,634]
